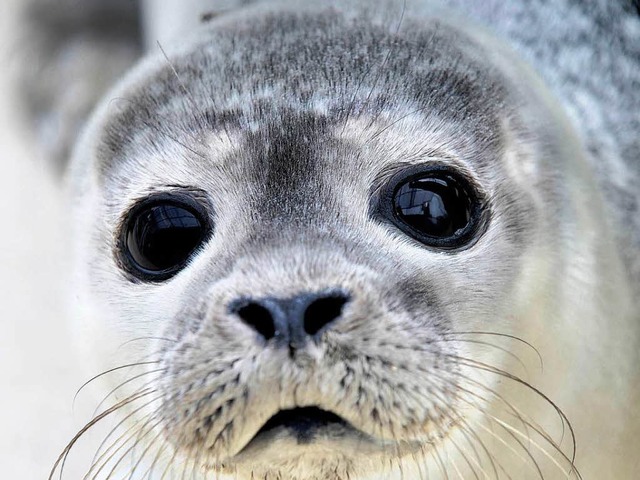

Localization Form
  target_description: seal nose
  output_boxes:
[230,291,350,348]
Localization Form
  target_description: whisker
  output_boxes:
[88,410,161,480]
[442,331,544,371]
[124,420,168,480]
[456,419,504,480]
[141,119,207,160]
[449,361,580,479]
[157,41,207,134]
[408,446,427,480]
[431,438,452,480]
[446,432,482,480]
[419,383,500,479]
[140,439,170,479]
[449,450,467,480]
[73,361,161,408]
[449,355,576,465]
[360,0,407,120]
[159,442,183,480]
[457,391,546,480]
[101,415,164,480]
[50,388,155,480]
[87,396,162,478]
[365,104,431,143]
[118,337,178,350]
[92,369,165,417]
[340,0,406,135]
[412,344,573,465]
[105,96,208,160]
[472,416,544,479]
[494,415,578,479]
[407,350,573,479]
[450,371,536,450]
[386,421,405,480]
[438,337,530,377]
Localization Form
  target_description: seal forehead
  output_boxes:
[96,6,506,177]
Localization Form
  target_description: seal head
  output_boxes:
[64,2,638,479]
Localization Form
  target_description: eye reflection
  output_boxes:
[120,193,212,281]
[384,168,482,249]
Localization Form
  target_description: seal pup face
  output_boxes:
[63,4,582,480]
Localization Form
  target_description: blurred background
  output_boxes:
[0,0,95,477]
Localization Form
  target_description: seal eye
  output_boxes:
[381,166,484,249]
[120,194,211,281]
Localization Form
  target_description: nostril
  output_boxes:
[303,294,349,336]
[235,302,276,340]
[230,291,349,345]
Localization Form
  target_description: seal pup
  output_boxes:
[20,0,639,478]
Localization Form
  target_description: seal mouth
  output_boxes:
[253,407,349,443]
[235,406,356,455]
[231,406,428,463]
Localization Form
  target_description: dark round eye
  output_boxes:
[119,193,211,281]
[379,166,485,249]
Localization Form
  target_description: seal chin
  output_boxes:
[230,407,424,464]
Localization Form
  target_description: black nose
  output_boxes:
[229,291,350,349]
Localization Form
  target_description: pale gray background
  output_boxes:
[0,0,96,477]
